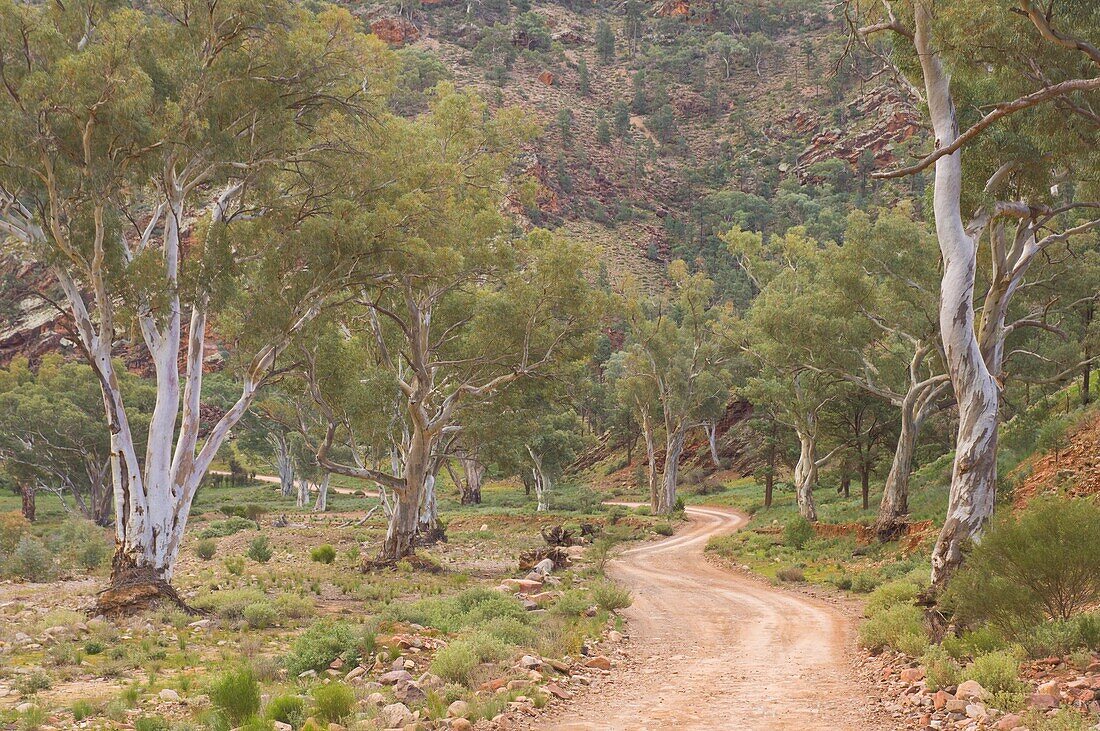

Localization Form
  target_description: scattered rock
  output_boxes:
[451,719,473,731]
[379,670,414,686]
[996,714,1026,730]
[380,702,414,728]
[956,680,988,701]
[900,667,925,683]
[158,688,181,702]
[447,700,469,718]
[583,655,611,671]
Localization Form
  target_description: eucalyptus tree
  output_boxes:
[0,0,388,608]
[612,264,735,514]
[847,0,1100,583]
[0,356,154,525]
[298,87,601,561]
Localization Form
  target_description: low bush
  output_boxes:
[960,650,1025,695]
[199,517,256,539]
[14,671,52,696]
[284,621,375,676]
[430,641,479,686]
[0,511,29,553]
[71,700,96,722]
[134,717,169,731]
[50,519,111,571]
[859,604,929,655]
[10,535,57,582]
[942,626,1008,660]
[208,666,261,724]
[223,556,246,576]
[195,539,217,560]
[1021,613,1100,658]
[243,602,277,630]
[247,536,273,564]
[481,617,538,646]
[386,587,529,632]
[592,581,632,611]
[922,645,961,692]
[776,567,805,583]
[265,695,306,729]
[851,572,880,594]
[653,523,674,537]
[783,517,814,549]
[946,498,1100,635]
[310,544,336,564]
[274,592,314,619]
[550,590,592,618]
[866,580,921,615]
[310,683,355,724]
[192,588,266,620]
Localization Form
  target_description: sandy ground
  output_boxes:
[540,505,891,731]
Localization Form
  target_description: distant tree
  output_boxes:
[707,33,745,80]
[578,58,591,95]
[558,108,574,148]
[612,100,632,139]
[595,20,616,64]
[596,110,612,146]
[514,12,552,51]
[631,70,648,114]
[745,32,777,77]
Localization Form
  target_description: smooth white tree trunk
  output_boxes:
[792,430,819,522]
[312,472,330,512]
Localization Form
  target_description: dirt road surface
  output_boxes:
[541,505,890,731]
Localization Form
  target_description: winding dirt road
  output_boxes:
[541,505,890,731]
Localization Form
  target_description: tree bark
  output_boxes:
[381,487,418,561]
[273,433,294,498]
[705,420,720,467]
[296,478,310,508]
[528,446,551,512]
[913,2,1001,587]
[839,473,851,498]
[20,484,35,523]
[792,430,819,521]
[860,464,870,510]
[658,426,686,514]
[639,404,659,510]
[312,472,330,512]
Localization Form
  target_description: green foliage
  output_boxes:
[243,602,277,630]
[783,517,814,549]
[200,518,257,539]
[264,695,306,729]
[14,671,51,696]
[480,617,538,646]
[195,539,217,560]
[71,700,97,722]
[859,604,929,656]
[224,556,246,576]
[431,641,478,686]
[921,645,961,692]
[1020,613,1100,659]
[247,536,273,563]
[960,651,1025,695]
[0,511,29,554]
[208,666,261,725]
[946,498,1100,634]
[385,587,529,633]
[865,581,921,615]
[310,544,336,564]
[10,535,57,582]
[595,20,615,64]
[592,581,632,611]
[134,716,169,731]
[941,626,1008,660]
[310,683,355,724]
[284,621,375,676]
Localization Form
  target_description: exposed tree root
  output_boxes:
[92,564,197,617]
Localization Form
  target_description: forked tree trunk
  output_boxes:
[460,457,484,505]
[528,446,551,512]
[296,478,310,508]
[381,487,419,561]
[914,3,1001,586]
[704,421,720,467]
[658,426,686,514]
[792,430,819,521]
[639,405,659,510]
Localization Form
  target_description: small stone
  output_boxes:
[607,630,623,643]
[16,703,34,713]
[996,714,1025,730]
[946,699,968,713]
[158,688,181,702]
[394,680,425,704]
[956,680,989,701]
[900,667,926,683]
[545,682,572,700]
[380,702,413,728]
[365,692,386,708]
[344,666,366,682]
[933,690,953,710]
[1028,693,1059,710]
[329,658,344,670]
[479,524,489,532]
[519,655,542,669]
[447,700,469,718]
[327,724,345,731]
[965,702,987,719]
[188,619,211,629]
[1037,680,1061,697]
[584,655,611,671]
[451,720,473,731]
[379,670,414,686]
[273,723,292,731]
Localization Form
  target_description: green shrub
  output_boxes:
[208,666,260,724]
[946,498,1100,635]
[310,683,355,724]
[941,626,1008,660]
[199,517,256,539]
[859,604,928,654]
[550,589,592,618]
[71,700,96,721]
[274,592,314,619]
[430,641,479,686]
[192,587,266,620]
[866,581,921,615]
[195,539,217,560]
[134,716,169,731]
[265,695,306,729]
[310,544,336,564]
[244,504,267,522]
[11,535,57,582]
[776,566,805,582]
[592,581,632,611]
[14,671,52,696]
[783,517,814,549]
[50,519,111,571]
[653,523,674,537]
[1021,613,1100,658]
[83,639,105,655]
[961,650,1024,695]
[247,536,273,564]
[386,587,529,632]
[224,556,246,576]
[284,621,374,676]
[243,602,277,630]
[851,572,880,594]
[0,511,30,554]
[481,616,538,646]
[922,645,961,691]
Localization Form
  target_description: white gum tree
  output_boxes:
[848,0,1100,584]
[0,0,386,610]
